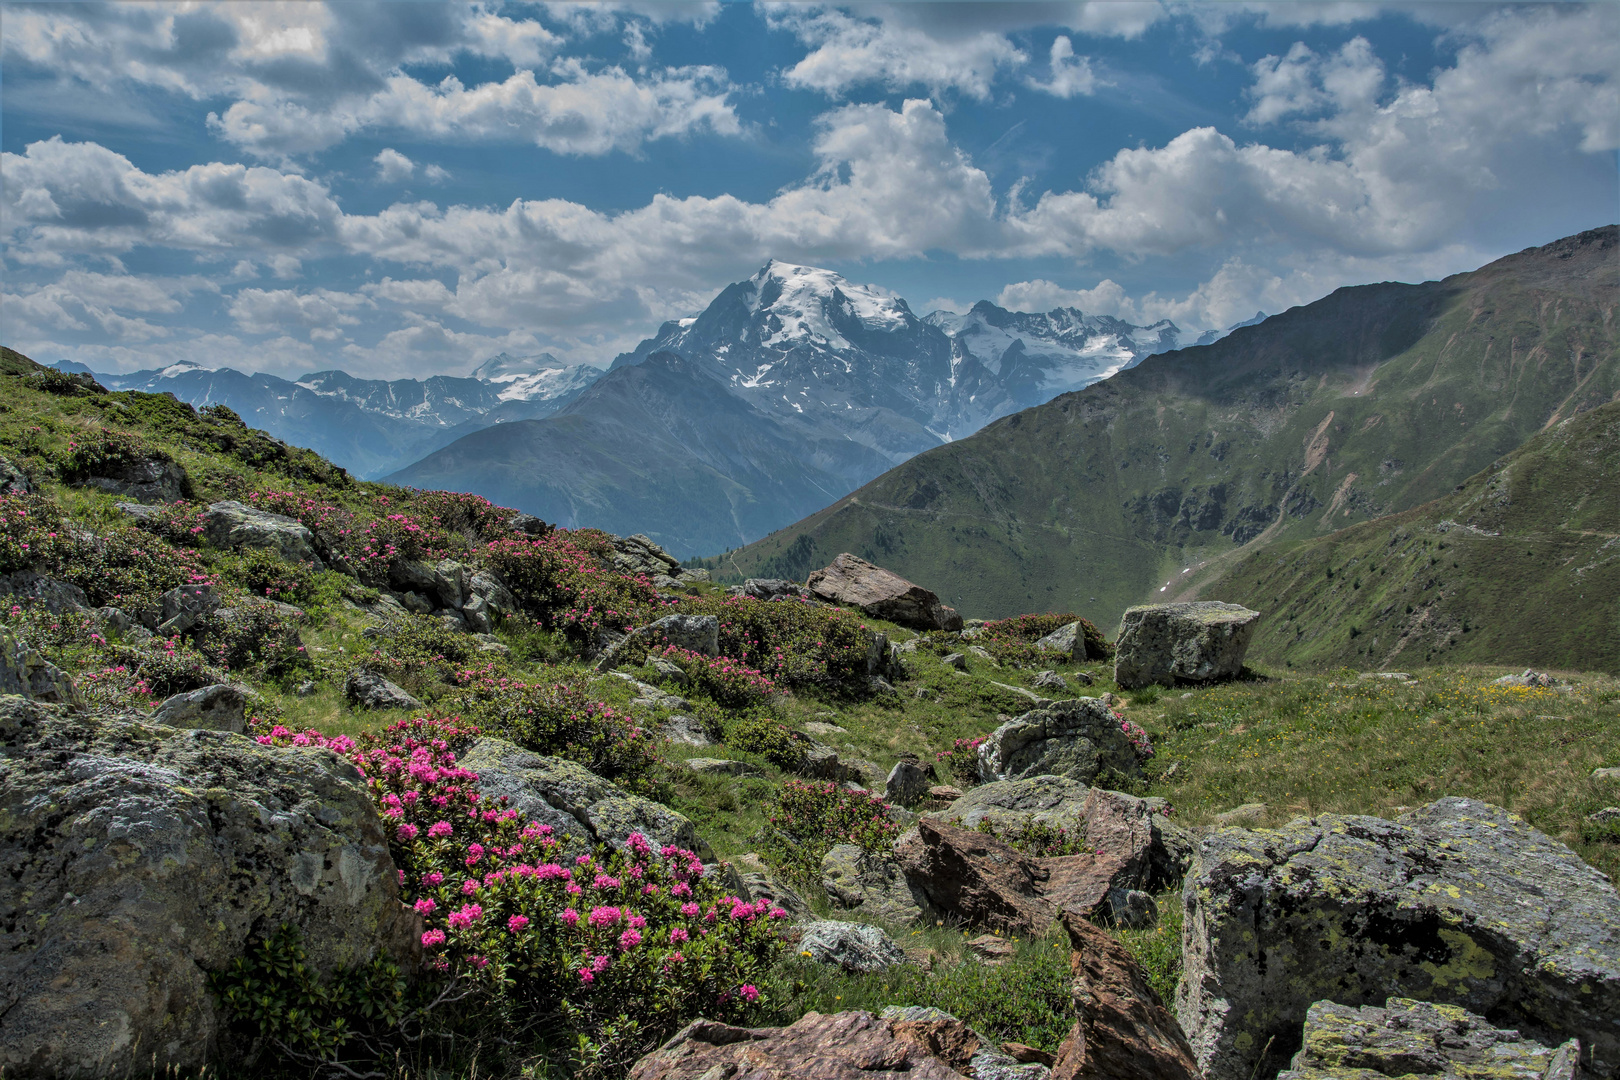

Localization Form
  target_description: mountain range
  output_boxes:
[711,227,1618,649]
[387,261,1246,554]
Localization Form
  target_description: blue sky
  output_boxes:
[4,1,1616,380]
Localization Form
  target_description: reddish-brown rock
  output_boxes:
[807,553,963,631]
[898,818,1146,935]
[627,1011,975,1079]
[1051,912,1201,1080]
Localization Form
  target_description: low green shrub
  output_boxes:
[219,548,316,604]
[450,670,662,793]
[197,599,309,678]
[722,713,804,771]
[757,779,899,885]
[1112,889,1183,1004]
[56,429,163,484]
[673,596,878,695]
[964,816,1090,857]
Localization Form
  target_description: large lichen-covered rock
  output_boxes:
[1113,602,1259,689]
[201,500,321,566]
[977,699,1141,786]
[798,919,909,973]
[1278,998,1584,1080]
[0,698,418,1078]
[1177,798,1620,1080]
[459,737,710,858]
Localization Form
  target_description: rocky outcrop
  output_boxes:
[1051,912,1200,1080]
[343,670,423,710]
[0,570,90,614]
[149,683,248,734]
[735,577,813,601]
[886,760,934,807]
[459,737,710,858]
[595,613,722,671]
[797,920,908,973]
[1113,601,1259,689]
[1278,998,1585,1080]
[1177,798,1620,1080]
[977,699,1141,787]
[628,1010,981,1080]
[0,455,31,495]
[0,699,418,1078]
[1033,621,1104,664]
[609,533,684,579]
[821,842,938,925]
[939,777,1191,891]
[1492,668,1558,688]
[898,818,1149,936]
[80,454,188,504]
[201,501,321,566]
[157,583,219,634]
[807,553,962,631]
[0,626,79,704]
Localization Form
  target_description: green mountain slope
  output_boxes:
[711,227,1618,631]
[1204,400,1620,673]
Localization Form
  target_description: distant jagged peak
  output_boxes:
[742,259,915,346]
[470,351,569,383]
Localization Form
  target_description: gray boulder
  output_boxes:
[0,626,79,704]
[609,533,682,577]
[432,559,467,610]
[1032,670,1068,692]
[158,583,219,634]
[661,714,717,747]
[1113,601,1259,689]
[0,699,417,1077]
[595,613,721,671]
[459,737,710,858]
[81,455,188,504]
[685,758,766,778]
[507,512,548,535]
[149,684,248,734]
[1033,620,1090,662]
[798,920,909,973]
[821,840,938,926]
[976,698,1141,787]
[0,455,30,495]
[739,578,812,601]
[885,760,934,807]
[0,570,90,615]
[1493,668,1558,688]
[1104,887,1158,929]
[342,670,422,711]
[1177,797,1620,1080]
[201,501,320,566]
[1279,998,1584,1080]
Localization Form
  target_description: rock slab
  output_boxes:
[0,699,417,1077]
[460,736,710,858]
[149,683,248,734]
[798,920,908,973]
[1278,998,1584,1080]
[628,1010,978,1080]
[1051,911,1200,1080]
[202,501,320,566]
[1113,602,1259,689]
[1177,797,1620,1080]
[807,553,962,631]
[343,670,423,710]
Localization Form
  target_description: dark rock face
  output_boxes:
[81,455,188,504]
[158,583,219,634]
[0,699,418,1077]
[808,553,962,631]
[627,1010,979,1080]
[1278,998,1585,1080]
[1113,602,1259,689]
[0,570,90,614]
[1177,798,1620,1080]
[1051,912,1200,1080]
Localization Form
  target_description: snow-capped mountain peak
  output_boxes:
[744,260,914,349]
[469,352,603,403]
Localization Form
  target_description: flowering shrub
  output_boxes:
[485,530,661,643]
[0,494,70,573]
[758,779,900,885]
[1118,716,1153,760]
[408,490,521,543]
[196,599,309,678]
[253,716,783,1074]
[936,735,987,788]
[449,670,661,792]
[127,500,210,548]
[673,596,877,694]
[651,644,775,708]
[55,429,164,484]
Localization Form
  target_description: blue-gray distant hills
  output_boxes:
[385,260,1248,555]
[52,352,602,479]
